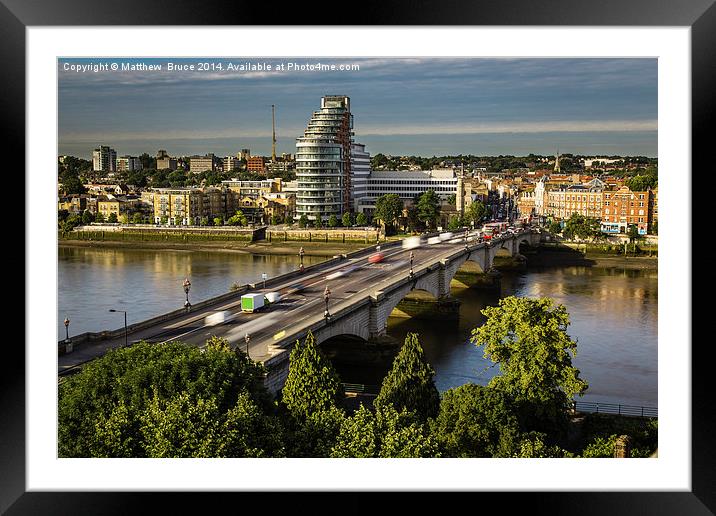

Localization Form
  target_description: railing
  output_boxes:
[573,401,657,418]
[342,383,380,395]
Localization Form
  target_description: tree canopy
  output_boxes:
[374,333,440,421]
[470,296,588,436]
[417,190,441,230]
[374,194,403,233]
[58,339,272,457]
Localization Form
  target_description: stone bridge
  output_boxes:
[263,230,541,393]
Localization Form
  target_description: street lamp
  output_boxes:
[323,285,331,319]
[299,246,305,272]
[108,309,127,348]
[409,251,414,278]
[63,316,70,342]
[183,277,191,312]
[244,333,250,358]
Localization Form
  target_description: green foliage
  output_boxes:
[298,214,309,228]
[374,193,403,232]
[417,190,441,230]
[470,296,588,436]
[512,431,573,458]
[284,214,294,225]
[466,201,487,226]
[328,214,340,228]
[404,205,424,233]
[131,212,144,224]
[342,212,353,227]
[284,405,345,458]
[280,331,344,419]
[81,210,94,225]
[313,215,323,228]
[447,214,466,231]
[374,333,440,421]
[213,217,223,226]
[581,434,618,458]
[356,212,368,226]
[107,213,118,223]
[627,224,641,242]
[625,174,657,192]
[563,213,601,241]
[58,340,271,457]
[140,390,284,458]
[431,384,520,457]
[548,220,562,234]
[331,404,439,458]
[577,414,658,458]
[651,221,658,235]
[227,210,248,226]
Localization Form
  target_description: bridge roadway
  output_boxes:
[59,229,538,378]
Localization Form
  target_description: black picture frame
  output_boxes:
[4,0,708,513]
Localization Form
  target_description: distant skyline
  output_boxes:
[58,57,658,159]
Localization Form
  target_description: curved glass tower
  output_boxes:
[296,96,353,221]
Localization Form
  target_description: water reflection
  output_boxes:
[336,266,657,408]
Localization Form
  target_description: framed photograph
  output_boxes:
[6,0,708,513]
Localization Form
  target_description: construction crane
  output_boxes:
[271,104,277,162]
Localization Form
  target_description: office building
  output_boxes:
[296,95,353,220]
[92,146,117,172]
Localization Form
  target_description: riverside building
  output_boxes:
[296,95,353,221]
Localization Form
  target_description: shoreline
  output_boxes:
[58,239,370,257]
[59,239,657,269]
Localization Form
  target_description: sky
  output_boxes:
[58,57,658,159]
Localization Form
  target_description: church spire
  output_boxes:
[554,147,560,173]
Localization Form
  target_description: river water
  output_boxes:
[58,246,657,407]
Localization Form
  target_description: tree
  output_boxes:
[512,431,572,458]
[81,210,94,225]
[298,214,309,228]
[466,201,487,226]
[356,212,368,226]
[430,384,520,457]
[548,220,562,234]
[270,214,281,226]
[447,194,457,205]
[226,210,248,226]
[342,212,353,227]
[627,224,640,243]
[281,331,343,419]
[95,212,105,223]
[651,221,658,235]
[107,213,118,223]
[374,194,403,234]
[58,340,272,457]
[417,190,440,230]
[625,174,657,192]
[328,214,340,228]
[563,213,601,241]
[313,215,323,229]
[331,403,439,458]
[213,217,223,226]
[470,296,588,437]
[285,214,294,225]
[374,333,440,421]
[405,205,423,233]
[279,331,345,457]
[132,212,143,224]
[120,214,129,225]
[447,214,465,231]
[139,390,284,458]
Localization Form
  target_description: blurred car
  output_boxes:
[438,232,453,241]
[368,252,385,263]
[205,311,228,326]
[427,236,441,245]
[402,236,422,249]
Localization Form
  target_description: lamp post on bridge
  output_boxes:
[409,251,414,278]
[324,285,331,319]
[244,333,250,358]
[299,246,305,272]
[63,316,70,342]
[183,277,191,312]
[108,309,128,348]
